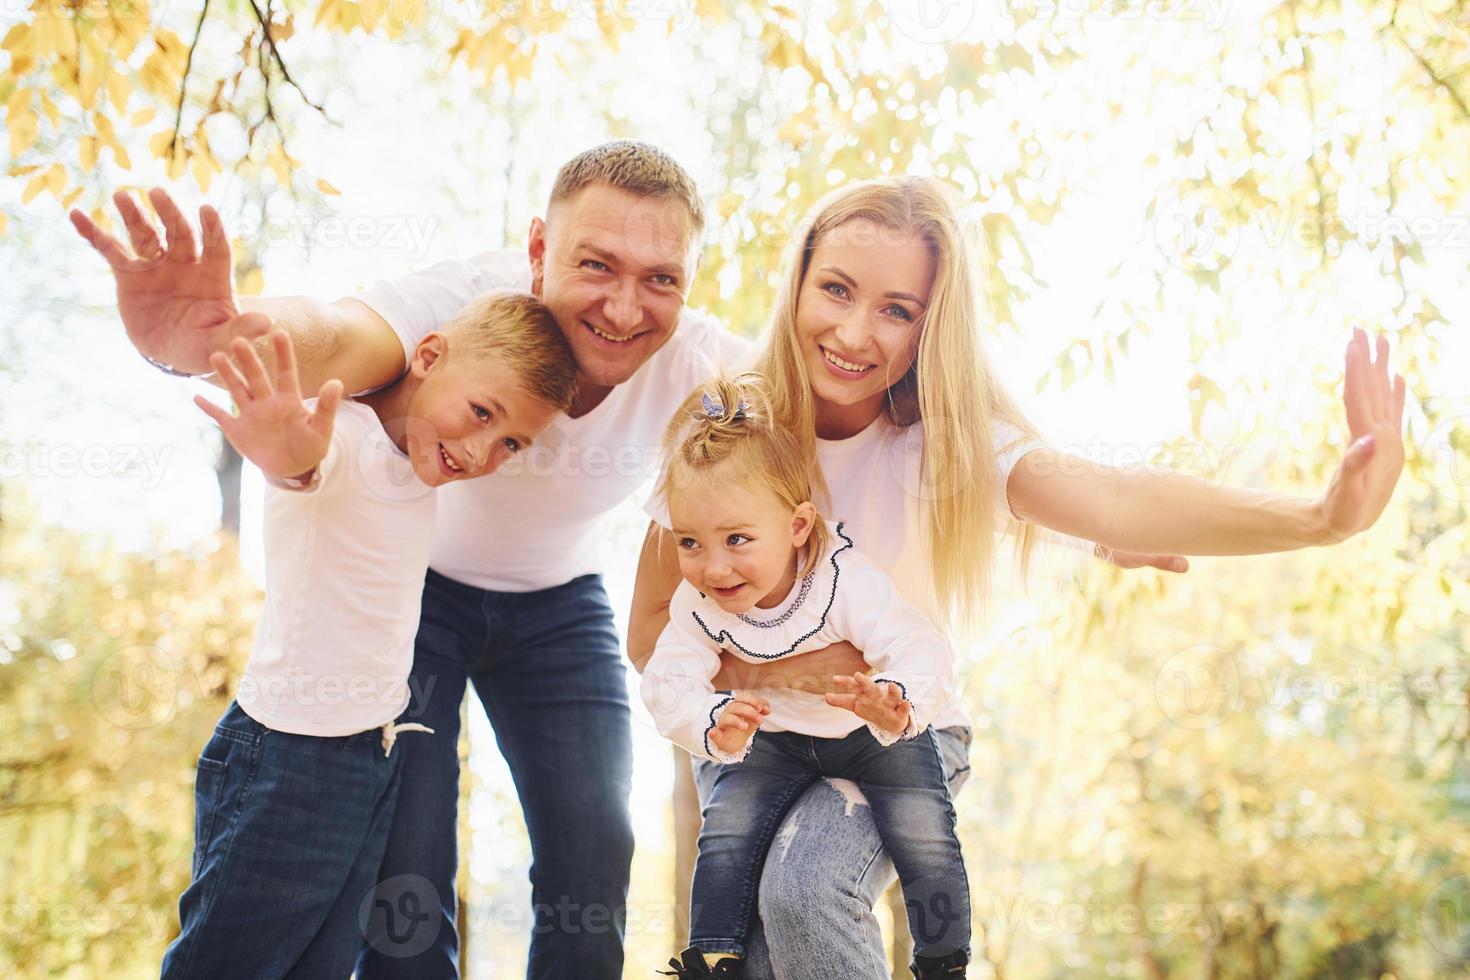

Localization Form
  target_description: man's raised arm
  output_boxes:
[71,187,405,395]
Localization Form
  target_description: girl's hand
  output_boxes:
[709,693,771,756]
[1317,327,1407,543]
[193,331,344,483]
[826,673,913,737]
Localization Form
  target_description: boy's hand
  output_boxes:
[193,331,344,483]
[826,673,912,737]
[709,693,771,756]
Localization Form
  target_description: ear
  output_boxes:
[790,501,818,548]
[527,217,547,297]
[410,332,448,378]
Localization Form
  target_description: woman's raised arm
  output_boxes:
[1006,328,1406,556]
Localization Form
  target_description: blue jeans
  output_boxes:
[689,726,969,961]
[355,569,635,980]
[693,725,973,980]
[161,700,407,979]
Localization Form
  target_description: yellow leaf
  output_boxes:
[0,213,7,236]
[107,64,131,114]
[167,147,186,180]
[2,23,31,54]
[62,186,83,209]
[8,107,38,158]
[38,91,59,126]
[23,170,47,204]
[112,143,132,170]
[316,177,340,196]
[695,0,728,21]
[192,152,214,193]
[8,164,40,177]
[80,135,99,171]
[148,130,175,159]
[45,162,66,194]
[131,107,157,126]
[360,0,386,31]
[266,144,292,187]
[238,266,265,295]
[717,192,742,220]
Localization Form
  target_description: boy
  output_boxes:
[162,289,577,979]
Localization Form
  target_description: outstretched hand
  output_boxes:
[70,187,271,375]
[193,331,344,483]
[1317,327,1407,543]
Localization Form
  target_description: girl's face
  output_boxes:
[667,462,817,614]
[794,219,937,439]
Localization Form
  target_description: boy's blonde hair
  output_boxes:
[548,140,706,236]
[440,289,578,413]
[758,176,1047,633]
[656,373,829,579]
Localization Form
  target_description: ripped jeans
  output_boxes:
[689,725,972,974]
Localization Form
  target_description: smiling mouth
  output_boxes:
[438,444,465,477]
[820,346,876,374]
[710,584,745,596]
[584,321,639,344]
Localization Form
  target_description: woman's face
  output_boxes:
[794,218,937,438]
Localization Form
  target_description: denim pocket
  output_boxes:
[192,755,229,880]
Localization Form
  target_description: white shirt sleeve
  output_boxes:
[830,555,957,746]
[352,250,529,371]
[639,584,757,764]
[991,419,1046,522]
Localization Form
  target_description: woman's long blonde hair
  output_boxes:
[758,175,1045,633]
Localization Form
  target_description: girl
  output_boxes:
[630,175,1404,980]
[642,374,972,980]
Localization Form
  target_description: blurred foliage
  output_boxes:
[0,489,259,977]
[3,0,1469,977]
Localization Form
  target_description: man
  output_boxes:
[72,140,1182,978]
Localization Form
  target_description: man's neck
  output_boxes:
[568,378,614,418]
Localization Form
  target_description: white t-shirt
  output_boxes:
[646,414,1046,732]
[237,399,436,736]
[354,251,754,592]
[640,522,958,764]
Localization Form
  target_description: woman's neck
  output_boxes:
[813,393,883,441]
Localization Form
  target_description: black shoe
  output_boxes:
[658,946,745,978]
[911,947,968,979]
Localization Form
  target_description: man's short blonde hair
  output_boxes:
[440,289,579,413]
[548,141,705,236]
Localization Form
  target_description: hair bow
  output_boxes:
[700,392,749,421]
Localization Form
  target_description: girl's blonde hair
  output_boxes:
[758,175,1045,633]
[656,372,830,579]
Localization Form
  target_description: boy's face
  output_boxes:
[528,184,700,390]
[403,345,560,488]
[668,462,816,615]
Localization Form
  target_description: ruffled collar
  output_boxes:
[690,522,854,660]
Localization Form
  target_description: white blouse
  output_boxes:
[640,522,958,764]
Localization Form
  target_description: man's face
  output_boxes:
[529,184,700,389]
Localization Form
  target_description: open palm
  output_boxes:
[70,188,271,375]
[1319,328,1407,542]
[193,332,344,482]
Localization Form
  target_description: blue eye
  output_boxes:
[885,305,914,321]
[823,282,849,299]
[503,438,521,454]
[727,534,749,547]
[652,274,678,287]
[473,404,491,421]
[583,259,609,272]
[677,537,698,550]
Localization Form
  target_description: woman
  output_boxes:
[629,175,1404,979]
